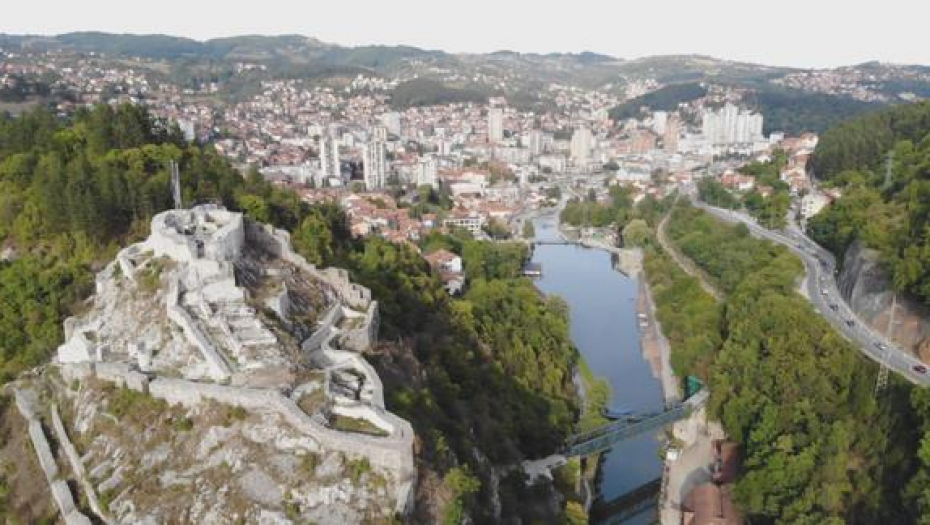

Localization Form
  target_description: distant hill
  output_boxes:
[744,87,882,135]
[1,32,928,115]
[613,55,792,85]
[609,82,707,120]
[390,78,492,108]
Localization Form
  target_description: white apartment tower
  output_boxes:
[416,157,438,189]
[363,139,387,190]
[570,126,593,166]
[701,103,764,146]
[526,130,543,156]
[319,133,341,180]
[664,115,681,154]
[379,112,401,137]
[488,107,504,143]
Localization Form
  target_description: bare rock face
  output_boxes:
[839,239,930,359]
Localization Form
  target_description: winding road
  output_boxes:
[686,186,930,387]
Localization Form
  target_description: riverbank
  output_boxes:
[641,239,725,524]
[637,278,680,406]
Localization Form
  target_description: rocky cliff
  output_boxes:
[838,239,930,361]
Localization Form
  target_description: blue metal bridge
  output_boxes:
[562,390,709,457]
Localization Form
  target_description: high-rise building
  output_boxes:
[488,107,504,143]
[319,133,341,180]
[416,157,437,188]
[177,119,196,142]
[570,126,593,166]
[363,139,387,190]
[526,130,543,156]
[652,111,668,135]
[379,112,401,137]
[372,125,388,142]
[701,103,764,146]
[664,115,681,154]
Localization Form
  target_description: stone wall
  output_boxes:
[203,209,245,261]
[57,362,416,512]
[165,277,232,381]
[12,388,93,525]
[148,205,245,263]
[244,221,372,311]
[51,405,111,523]
[341,301,380,353]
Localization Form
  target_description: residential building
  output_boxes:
[570,126,593,166]
[801,192,830,219]
[416,157,438,188]
[318,133,341,181]
[488,107,504,143]
[363,139,387,190]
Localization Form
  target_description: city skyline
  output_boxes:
[1,0,929,69]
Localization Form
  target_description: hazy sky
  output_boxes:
[2,0,928,68]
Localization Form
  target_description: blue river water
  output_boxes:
[531,213,664,522]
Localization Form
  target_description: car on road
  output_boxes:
[914,364,928,374]
[846,319,855,327]
[830,304,839,311]
[821,289,829,296]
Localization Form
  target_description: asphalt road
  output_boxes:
[688,191,930,387]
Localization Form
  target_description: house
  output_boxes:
[424,249,465,295]
[801,192,830,219]
[424,249,463,274]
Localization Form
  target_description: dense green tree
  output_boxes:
[621,218,650,247]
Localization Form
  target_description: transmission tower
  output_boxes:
[883,151,894,190]
[875,292,897,395]
[170,160,182,209]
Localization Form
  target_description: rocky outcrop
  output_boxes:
[838,239,930,359]
[36,205,414,522]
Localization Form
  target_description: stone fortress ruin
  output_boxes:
[13,204,415,523]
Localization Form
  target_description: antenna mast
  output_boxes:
[170,160,182,209]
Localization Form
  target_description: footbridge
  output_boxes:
[563,390,709,457]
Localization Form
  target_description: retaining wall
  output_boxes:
[13,388,93,525]
[51,405,111,523]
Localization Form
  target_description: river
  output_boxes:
[531,213,665,523]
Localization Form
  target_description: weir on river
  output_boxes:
[531,213,666,524]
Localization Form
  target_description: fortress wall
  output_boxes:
[245,221,372,310]
[12,388,93,525]
[204,211,245,261]
[165,278,231,381]
[341,301,379,353]
[51,406,110,523]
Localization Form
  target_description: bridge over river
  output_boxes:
[523,390,708,482]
